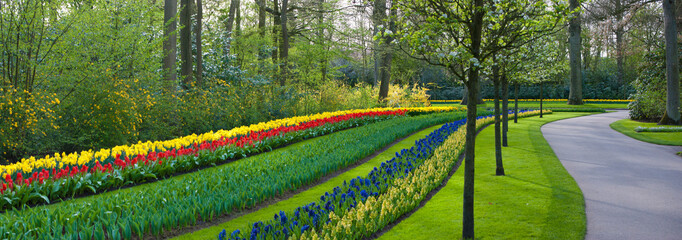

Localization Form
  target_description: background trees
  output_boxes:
[0,0,677,162]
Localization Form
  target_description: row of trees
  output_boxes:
[395,0,680,238]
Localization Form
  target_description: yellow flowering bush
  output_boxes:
[384,84,431,107]
[0,87,59,162]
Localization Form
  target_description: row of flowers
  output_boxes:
[1,107,454,177]
[430,99,631,103]
[0,110,467,239]
[219,109,547,240]
[0,107,461,210]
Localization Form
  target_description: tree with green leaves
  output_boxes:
[163,0,178,90]
[394,0,565,238]
[568,0,583,105]
[180,0,193,89]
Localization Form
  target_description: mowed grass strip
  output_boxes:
[378,112,590,240]
[434,101,628,110]
[172,124,447,240]
[610,119,682,146]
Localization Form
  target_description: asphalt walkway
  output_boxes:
[542,110,682,240]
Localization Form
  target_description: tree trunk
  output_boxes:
[180,0,193,89]
[378,6,395,102]
[568,0,583,105]
[615,0,625,84]
[463,0,484,238]
[272,0,280,66]
[514,83,519,123]
[317,0,327,83]
[540,82,544,118]
[461,84,485,105]
[502,73,509,147]
[493,61,504,176]
[661,0,681,125]
[226,0,239,44]
[195,0,203,87]
[279,0,289,86]
[257,0,266,37]
[372,0,386,89]
[163,0,178,91]
[235,0,242,37]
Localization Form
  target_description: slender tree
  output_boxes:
[372,0,386,89]
[378,5,395,102]
[195,0,203,87]
[492,56,505,175]
[180,0,193,89]
[163,0,178,90]
[279,0,289,86]
[501,71,509,146]
[568,0,583,105]
[394,1,565,237]
[660,0,681,124]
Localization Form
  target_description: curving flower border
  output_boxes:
[219,110,548,240]
[0,107,462,210]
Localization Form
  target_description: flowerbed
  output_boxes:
[218,110,548,240]
[0,107,460,210]
[0,111,466,239]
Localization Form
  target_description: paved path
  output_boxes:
[542,110,682,240]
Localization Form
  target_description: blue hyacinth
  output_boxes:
[218,229,226,240]
[218,115,491,240]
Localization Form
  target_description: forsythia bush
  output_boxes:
[0,87,59,163]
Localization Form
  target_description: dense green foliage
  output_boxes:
[0,0,390,164]
[628,47,682,121]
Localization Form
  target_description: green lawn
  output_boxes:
[610,119,682,146]
[172,124,447,240]
[434,101,628,110]
[379,112,591,240]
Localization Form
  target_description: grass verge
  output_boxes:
[610,119,682,146]
[172,124,447,240]
[378,112,591,240]
[434,101,627,110]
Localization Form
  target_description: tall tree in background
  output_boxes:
[584,0,653,83]
[226,0,239,42]
[317,0,327,82]
[568,0,583,105]
[180,0,193,89]
[372,0,386,90]
[280,0,289,86]
[378,6,395,102]
[255,0,290,86]
[163,0,178,90]
[661,0,681,124]
[195,0,203,87]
